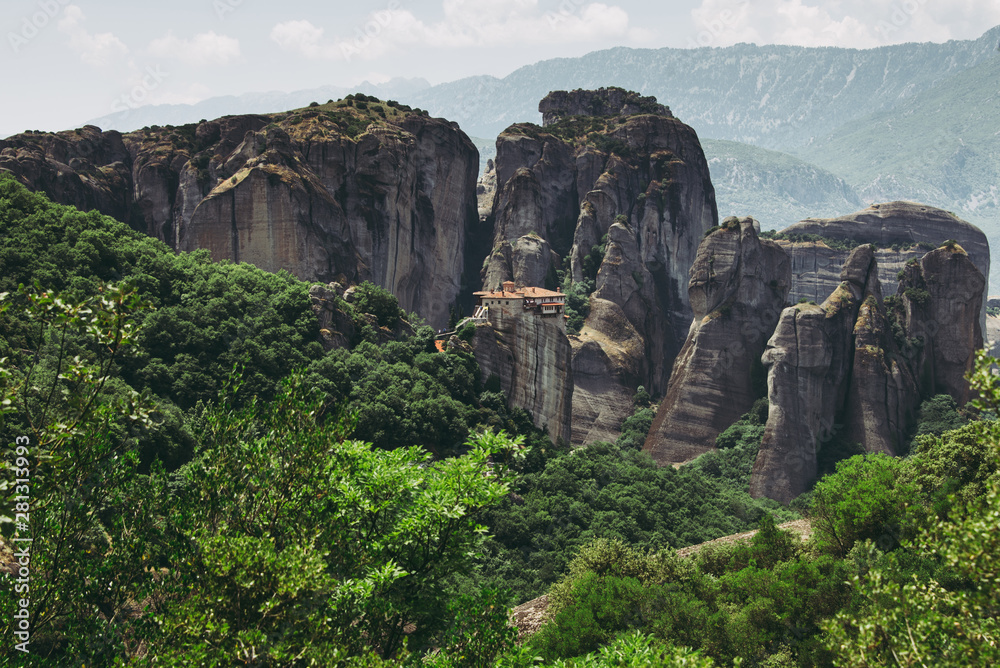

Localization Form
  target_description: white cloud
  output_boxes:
[271,0,642,61]
[148,31,241,65]
[269,20,336,58]
[57,5,128,66]
[689,0,1000,49]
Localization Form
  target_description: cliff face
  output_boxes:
[0,126,136,228]
[750,247,880,502]
[643,217,790,465]
[539,87,672,126]
[488,88,717,444]
[570,298,644,445]
[776,202,989,332]
[471,312,573,444]
[897,245,986,404]
[749,243,985,503]
[776,241,925,306]
[0,103,480,330]
[842,293,920,457]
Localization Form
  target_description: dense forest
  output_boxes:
[1,171,998,665]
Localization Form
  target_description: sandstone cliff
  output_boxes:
[841,293,920,457]
[0,101,480,330]
[749,246,880,502]
[895,244,986,404]
[539,87,672,126]
[749,242,986,503]
[487,88,717,444]
[643,217,790,465]
[0,126,136,228]
[774,202,989,333]
[986,313,1000,358]
[570,298,644,445]
[471,311,573,444]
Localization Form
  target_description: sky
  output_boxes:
[2,0,1000,138]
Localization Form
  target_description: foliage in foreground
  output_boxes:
[0,283,525,665]
[523,355,1000,667]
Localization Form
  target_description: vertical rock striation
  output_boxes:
[471,311,573,445]
[488,88,717,444]
[896,244,986,404]
[750,242,986,503]
[775,202,989,334]
[643,217,790,465]
[749,246,878,502]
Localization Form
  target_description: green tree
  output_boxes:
[821,352,1000,665]
[823,483,1000,666]
[810,454,921,557]
[0,283,159,663]
[352,282,403,328]
[144,369,526,663]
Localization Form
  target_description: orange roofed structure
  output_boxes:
[472,281,567,326]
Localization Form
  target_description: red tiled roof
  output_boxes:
[473,285,565,299]
[521,287,565,298]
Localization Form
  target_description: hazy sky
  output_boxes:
[2,0,999,138]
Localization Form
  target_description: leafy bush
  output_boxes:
[823,481,1000,666]
[911,393,969,440]
[907,419,1000,509]
[529,518,848,667]
[582,235,608,282]
[561,278,594,335]
[810,454,922,557]
[144,372,527,663]
[457,321,477,341]
[352,281,402,328]
[617,407,656,450]
[478,433,797,604]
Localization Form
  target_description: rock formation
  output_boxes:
[477,158,497,221]
[775,202,989,332]
[841,293,920,457]
[471,312,573,445]
[539,87,672,126]
[487,88,717,444]
[749,246,880,502]
[643,217,790,465]
[0,103,481,330]
[0,126,136,228]
[896,244,986,404]
[309,282,355,351]
[986,312,1000,358]
[749,242,986,503]
[570,298,644,445]
[775,240,925,306]
[482,234,559,292]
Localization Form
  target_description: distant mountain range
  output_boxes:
[75,24,1000,289]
